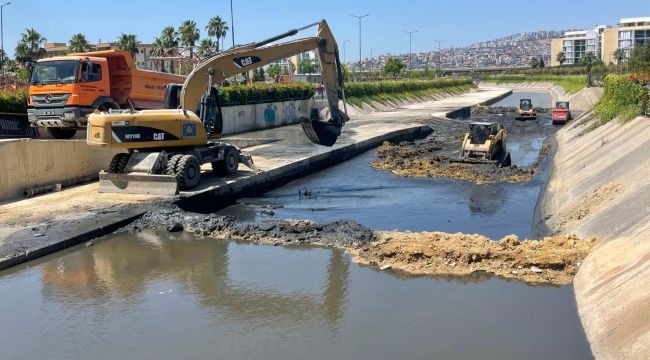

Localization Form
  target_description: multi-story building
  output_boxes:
[551,17,650,66]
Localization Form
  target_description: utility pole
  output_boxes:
[1,2,10,78]
[434,39,443,75]
[351,13,370,80]
[405,30,417,71]
[342,39,349,64]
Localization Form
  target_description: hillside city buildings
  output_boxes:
[38,15,649,74]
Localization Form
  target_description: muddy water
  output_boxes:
[220,151,539,239]
[218,92,556,240]
[0,91,591,359]
[0,230,591,360]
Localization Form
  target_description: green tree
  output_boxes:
[15,28,47,64]
[556,51,566,66]
[299,58,318,74]
[68,33,91,53]
[160,26,179,74]
[627,42,650,73]
[179,20,200,59]
[252,68,265,81]
[205,16,228,51]
[383,57,404,78]
[197,38,217,59]
[538,56,545,69]
[579,51,598,87]
[267,64,282,79]
[529,57,539,69]
[116,33,140,59]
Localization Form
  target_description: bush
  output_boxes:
[219,82,314,106]
[592,74,646,129]
[0,90,28,113]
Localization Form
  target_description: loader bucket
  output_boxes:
[300,118,342,147]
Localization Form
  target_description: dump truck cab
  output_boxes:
[27,56,111,137]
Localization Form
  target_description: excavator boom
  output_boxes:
[181,19,348,146]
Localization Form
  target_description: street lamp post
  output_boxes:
[1,2,10,78]
[230,0,235,48]
[351,13,369,80]
[405,30,417,71]
[342,39,349,64]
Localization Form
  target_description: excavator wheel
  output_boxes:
[176,154,201,189]
[212,147,239,175]
[166,154,183,176]
[108,153,131,173]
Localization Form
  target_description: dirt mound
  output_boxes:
[128,205,598,285]
[352,231,598,285]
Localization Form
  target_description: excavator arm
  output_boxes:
[181,19,348,146]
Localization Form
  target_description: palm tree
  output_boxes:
[556,51,566,66]
[160,26,178,74]
[579,52,597,87]
[613,48,626,73]
[15,28,47,63]
[206,16,228,51]
[179,20,200,59]
[150,37,166,72]
[116,33,140,59]
[69,33,91,53]
[197,38,217,59]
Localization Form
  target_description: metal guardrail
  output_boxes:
[0,113,39,138]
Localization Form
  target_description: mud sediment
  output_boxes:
[126,205,598,285]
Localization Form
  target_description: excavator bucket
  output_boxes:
[300,118,342,147]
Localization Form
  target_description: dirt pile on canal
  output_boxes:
[370,116,547,184]
[127,205,598,285]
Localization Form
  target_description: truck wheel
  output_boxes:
[212,147,239,175]
[108,153,130,173]
[176,154,201,189]
[47,128,77,139]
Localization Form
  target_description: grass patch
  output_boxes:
[483,75,586,94]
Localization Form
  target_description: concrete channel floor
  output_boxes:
[0,86,511,270]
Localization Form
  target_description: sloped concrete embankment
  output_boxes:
[537,87,649,359]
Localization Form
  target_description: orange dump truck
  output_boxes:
[27,50,185,139]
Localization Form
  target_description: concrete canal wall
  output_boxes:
[537,87,649,359]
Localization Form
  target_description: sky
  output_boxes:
[1,0,648,60]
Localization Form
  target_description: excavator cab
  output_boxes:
[164,83,223,139]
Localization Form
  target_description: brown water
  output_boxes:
[0,229,591,360]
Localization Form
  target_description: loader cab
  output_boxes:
[519,99,533,111]
[163,84,223,138]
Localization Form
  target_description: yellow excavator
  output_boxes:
[86,19,348,195]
